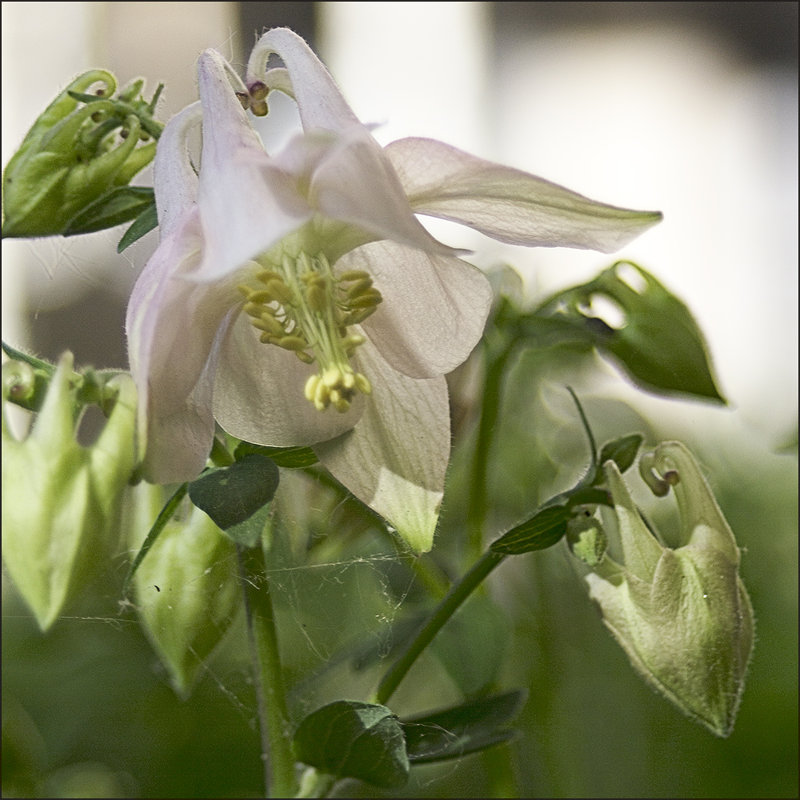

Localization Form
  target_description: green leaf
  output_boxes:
[402,689,527,764]
[490,505,570,555]
[187,454,279,531]
[293,701,409,789]
[536,261,725,402]
[233,441,318,468]
[63,186,154,236]
[117,199,158,251]
[222,500,272,549]
[595,433,643,482]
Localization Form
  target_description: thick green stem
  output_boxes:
[373,549,505,706]
[238,543,297,798]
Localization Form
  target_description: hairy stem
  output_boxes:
[238,543,297,798]
[373,549,505,706]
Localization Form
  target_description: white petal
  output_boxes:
[126,211,234,483]
[339,241,493,379]
[212,312,364,446]
[153,102,201,237]
[309,131,453,257]
[313,340,450,553]
[386,137,662,253]
[193,50,312,282]
[247,28,361,133]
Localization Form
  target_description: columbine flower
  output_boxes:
[126,27,661,552]
[574,442,754,737]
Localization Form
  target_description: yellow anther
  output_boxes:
[304,374,319,402]
[251,316,285,336]
[338,270,371,282]
[306,283,327,313]
[344,278,374,296]
[278,336,308,352]
[354,373,372,395]
[265,279,293,306]
[257,269,283,285]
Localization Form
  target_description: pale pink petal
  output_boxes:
[211,312,365,446]
[308,131,452,258]
[193,49,312,282]
[337,241,492,379]
[247,27,361,133]
[153,102,201,236]
[126,210,236,483]
[386,137,662,253]
[314,340,450,553]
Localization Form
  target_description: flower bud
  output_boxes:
[2,352,138,630]
[127,484,242,698]
[580,441,754,737]
[2,70,158,238]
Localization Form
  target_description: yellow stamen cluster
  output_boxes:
[238,252,383,413]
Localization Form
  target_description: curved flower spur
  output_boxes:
[126,27,661,552]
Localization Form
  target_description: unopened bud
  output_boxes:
[582,443,754,737]
[127,484,242,698]
[2,353,138,630]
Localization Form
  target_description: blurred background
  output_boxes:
[2,2,797,798]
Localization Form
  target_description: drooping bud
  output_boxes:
[127,484,242,698]
[2,70,161,238]
[577,442,754,737]
[1,352,139,631]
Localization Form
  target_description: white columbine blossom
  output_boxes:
[126,28,661,552]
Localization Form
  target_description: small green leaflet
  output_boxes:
[63,186,154,236]
[402,689,527,764]
[293,701,409,789]
[187,454,279,532]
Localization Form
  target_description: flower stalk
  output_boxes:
[238,542,298,798]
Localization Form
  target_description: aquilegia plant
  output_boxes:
[2,26,753,798]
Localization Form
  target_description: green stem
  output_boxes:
[373,549,505,706]
[466,341,514,557]
[238,543,297,798]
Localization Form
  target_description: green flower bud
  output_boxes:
[127,484,242,698]
[2,70,160,238]
[1,352,138,631]
[583,442,754,737]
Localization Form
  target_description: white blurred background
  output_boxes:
[2,1,797,446]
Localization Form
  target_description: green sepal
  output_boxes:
[187,454,280,531]
[63,185,154,236]
[117,200,158,252]
[593,433,644,484]
[402,689,527,764]
[293,701,409,789]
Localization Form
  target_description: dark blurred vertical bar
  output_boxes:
[239,1,317,48]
